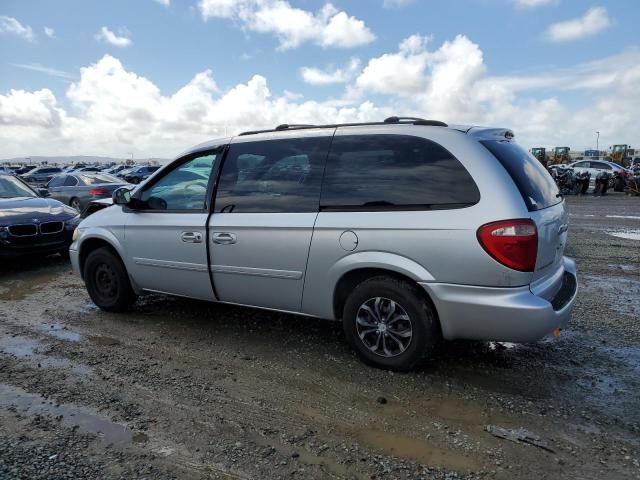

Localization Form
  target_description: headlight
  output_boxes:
[72,227,85,242]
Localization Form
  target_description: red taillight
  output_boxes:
[477,219,538,272]
[89,188,109,197]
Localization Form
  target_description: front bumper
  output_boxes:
[0,231,73,258]
[419,257,578,342]
[70,242,81,277]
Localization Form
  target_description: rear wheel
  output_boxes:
[83,247,137,312]
[69,197,81,211]
[342,276,440,371]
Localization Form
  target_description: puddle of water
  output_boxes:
[0,271,63,301]
[606,230,640,241]
[90,335,121,346]
[606,215,640,220]
[0,384,142,447]
[0,335,91,376]
[42,324,81,342]
[357,429,482,471]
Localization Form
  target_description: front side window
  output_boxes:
[321,134,480,210]
[594,162,612,170]
[139,153,217,211]
[215,137,331,213]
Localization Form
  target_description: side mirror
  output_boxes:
[113,187,132,205]
[37,188,50,197]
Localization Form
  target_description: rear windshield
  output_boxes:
[481,140,560,211]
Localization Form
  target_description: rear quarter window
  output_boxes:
[481,140,560,212]
[321,134,480,211]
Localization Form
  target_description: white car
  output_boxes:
[568,159,629,190]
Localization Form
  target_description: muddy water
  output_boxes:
[0,334,91,375]
[0,383,144,447]
[357,429,482,471]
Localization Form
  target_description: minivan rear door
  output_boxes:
[480,140,568,283]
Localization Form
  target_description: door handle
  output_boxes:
[212,232,237,245]
[181,231,203,243]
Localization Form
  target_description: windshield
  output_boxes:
[79,174,122,185]
[0,175,37,199]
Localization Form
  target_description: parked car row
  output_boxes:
[45,173,130,211]
[0,171,80,258]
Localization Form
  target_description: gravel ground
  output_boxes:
[1,193,639,479]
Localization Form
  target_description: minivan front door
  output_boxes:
[125,150,220,301]
[209,132,333,312]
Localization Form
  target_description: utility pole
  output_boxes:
[596,131,600,158]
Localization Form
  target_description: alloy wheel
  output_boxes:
[355,297,413,357]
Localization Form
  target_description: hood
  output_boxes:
[0,197,78,224]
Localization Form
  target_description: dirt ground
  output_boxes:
[1,194,639,480]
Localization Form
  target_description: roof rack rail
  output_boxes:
[238,117,447,136]
[384,116,448,127]
[274,123,316,131]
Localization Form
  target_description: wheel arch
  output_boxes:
[78,232,128,282]
[329,252,437,321]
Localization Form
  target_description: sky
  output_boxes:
[0,0,639,159]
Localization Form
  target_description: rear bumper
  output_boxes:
[419,257,578,342]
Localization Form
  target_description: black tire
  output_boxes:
[614,177,625,192]
[83,247,137,312]
[342,276,440,371]
[69,197,81,211]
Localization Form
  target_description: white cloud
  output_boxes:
[1,42,639,158]
[13,64,75,80]
[383,0,414,8]
[95,26,132,47]
[355,34,434,95]
[155,0,170,5]
[512,0,556,8]
[300,58,360,85]
[546,6,612,42]
[0,16,35,42]
[197,0,375,49]
[44,26,56,38]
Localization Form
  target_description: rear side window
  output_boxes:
[64,176,78,186]
[321,134,479,211]
[481,140,560,211]
[215,137,330,213]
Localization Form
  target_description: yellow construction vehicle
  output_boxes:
[549,147,570,165]
[530,147,547,166]
[608,145,634,167]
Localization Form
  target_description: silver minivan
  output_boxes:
[70,117,578,370]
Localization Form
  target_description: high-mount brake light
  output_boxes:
[477,219,538,272]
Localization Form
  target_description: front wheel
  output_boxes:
[342,276,440,371]
[83,247,137,312]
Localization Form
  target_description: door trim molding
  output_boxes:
[210,264,302,279]
[133,257,209,272]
